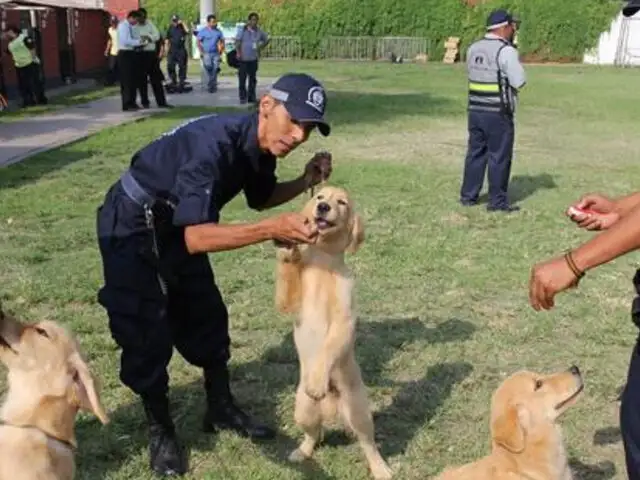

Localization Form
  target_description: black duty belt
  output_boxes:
[120,169,156,208]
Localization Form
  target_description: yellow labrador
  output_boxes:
[435,366,584,480]
[0,302,109,480]
[274,185,393,479]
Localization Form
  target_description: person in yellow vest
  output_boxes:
[104,16,119,86]
[134,8,171,108]
[2,25,47,108]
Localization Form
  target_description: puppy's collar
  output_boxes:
[0,421,76,451]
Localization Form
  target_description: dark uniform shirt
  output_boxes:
[166,24,188,51]
[128,111,277,230]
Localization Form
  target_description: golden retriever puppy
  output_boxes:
[435,366,584,480]
[0,302,109,480]
[274,185,392,480]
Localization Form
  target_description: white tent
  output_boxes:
[583,8,640,66]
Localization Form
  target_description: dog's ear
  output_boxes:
[491,403,526,453]
[347,213,364,254]
[69,352,109,425]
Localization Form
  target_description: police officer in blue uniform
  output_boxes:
[529,6,640,479]
[460,9,526,212]
[96,72,332,476]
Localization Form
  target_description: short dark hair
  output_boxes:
[137,8,147,16]
[4,25,20,35]
[248,12,259,21]
[126,10,138,19]
[206,14,216,22]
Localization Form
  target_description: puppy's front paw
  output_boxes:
[305,368,329,401]
[288,448,309,463]
[275,244,301,263]
[371,462,393,480]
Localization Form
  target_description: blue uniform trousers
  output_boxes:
[621,271,640,480]
[95,181,230,398]
[622,340,640,480]
[460,110,514,209]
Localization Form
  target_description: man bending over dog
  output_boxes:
[95,72,332,477]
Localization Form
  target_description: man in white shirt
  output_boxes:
[117,10,149,111]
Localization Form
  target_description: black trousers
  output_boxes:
[15,62,46,107]
[167,48,187,85]
[117,50,140,110]
[238,60,258,102]
[141,51,167,107]
[460,110,515,209]
[96,184,230,398]
[105,54,118,86]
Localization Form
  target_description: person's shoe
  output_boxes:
[202,367,276,440]
[460,199,477,207]
[487,204,520,213]
[142,395,188,476]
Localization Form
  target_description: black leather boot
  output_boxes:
[202,366,276,440]
[142,394,188,476]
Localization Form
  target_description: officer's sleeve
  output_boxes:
[243,154,278,210]
[172,132,221,226]
[499,46,526,90]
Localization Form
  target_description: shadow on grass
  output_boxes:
[476,173,557,205]
[75,316,476,479]
[569,458,616,480]
[0,149,94,190]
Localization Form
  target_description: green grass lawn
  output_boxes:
[2,60,640,479]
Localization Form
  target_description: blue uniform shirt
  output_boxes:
[197,26,224,55]
[128,112,277,228]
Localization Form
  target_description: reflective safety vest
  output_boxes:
[8,33,33,68]
[467,37,513,116]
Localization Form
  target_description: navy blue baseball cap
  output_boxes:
[268,73,331,136]
[486,9,519,30]
[624,0,640,17]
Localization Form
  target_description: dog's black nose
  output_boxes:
[317,202,331,215]
[569,365,581,376]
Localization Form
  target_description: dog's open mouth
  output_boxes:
[315,217,335,230]
[555,382,584,410]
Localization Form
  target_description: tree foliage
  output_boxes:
[140,0,621,61]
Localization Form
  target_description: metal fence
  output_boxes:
[259,35,431,61]
[261,35,303,60]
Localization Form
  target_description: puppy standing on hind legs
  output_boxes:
[274,185,393,480]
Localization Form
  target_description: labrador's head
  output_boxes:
[302,185,364,254]
[490,366,583,454]
[0,302,109,425]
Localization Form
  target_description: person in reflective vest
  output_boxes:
[459,9,525,213]
[2,25,47,108]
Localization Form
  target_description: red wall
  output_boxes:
[0,2,141,94]
[104,0,140,20]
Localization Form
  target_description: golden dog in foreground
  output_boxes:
[435,366,584,480]
[0,302,109,480]
[274,185,393,479]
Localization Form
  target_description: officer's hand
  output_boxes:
[304,151,332,187]
[529,255,581,311]
[267,213,318,245]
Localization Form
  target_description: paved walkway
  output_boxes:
[0,76,275,168]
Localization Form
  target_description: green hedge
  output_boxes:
[140,0,621,62]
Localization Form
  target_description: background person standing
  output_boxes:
[459,9,525,213]
[117,10,149,111]
[135,8,170,109]
[235,12,269,104]
[104,16,119,86]
[165,15,189,91]
[196,14,224,94]
[2,25,47,108]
